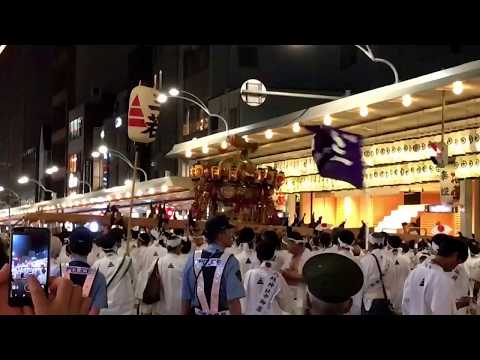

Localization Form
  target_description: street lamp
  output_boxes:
[45,166,59,175]
[68,174,92,193]
[17,176,57,200]
[92,145,148,181]
[158,88,229,133]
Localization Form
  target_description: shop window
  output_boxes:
[69,117,82,139]
[68,153,80,173]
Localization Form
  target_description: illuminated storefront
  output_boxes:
[167,60,480,237]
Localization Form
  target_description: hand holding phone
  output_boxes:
[8,228,50,307]
[1,264,91,315]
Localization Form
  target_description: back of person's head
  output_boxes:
[98,228,123,250]
[68,226,93,256]
[319,232,332,248]
[256,238,276,263]
[165,235,183,253]
[331,228,340,245]
[50,236,62,259]
[181,239,192,254]
[432,233,449,246]
[138,232,151,246]
[387,235,402,249]
[468,238,480,255]
[110,227,124,245]
[408,240,416,250]
[204,214,234,244]
[238,227,255,247]
[174,228,185,236]
[368,232,386,248]
[131,229,139,240]
[437,236,468,263]
[261,230,281,250]
[337,230,355,246]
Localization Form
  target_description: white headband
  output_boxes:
[368,233,385,245]
[284,237,307,245]
[166,236,182,247]
[338,238,354,251]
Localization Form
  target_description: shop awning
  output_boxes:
[166,60,480,164]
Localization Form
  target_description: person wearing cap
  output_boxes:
[303,253,364,315]
[281,231,311,315]
[148,234,188,315]
[60,226,108,315]
[357,232,396,315]
[243,238,294,315]
[181,214,245,315]
[385,235,411,314]
[92,228,136,315]
[402,235,469,315]
[235,227,260,282]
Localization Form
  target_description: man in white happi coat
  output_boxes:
[281,231,312,315]
[244,238,294,315]
[92,229,136,315]
[150,235,188,315]
[402,234,469,315]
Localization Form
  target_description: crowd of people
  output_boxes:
[1,214,480,316]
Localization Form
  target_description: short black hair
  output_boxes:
[319,232,332,248]
[331,228,340,245]
[432,233,450,247]
[438,236,468,262]
[468,239,480,255]
[337,230,355,245]
[174,228,185,236]
[289,231,304,242]
[262,231,281,250]
[181,240,191,254]
[139,232,151,246]
[256,238,276,263]
[387,235,402,249]
[238,227,255,245]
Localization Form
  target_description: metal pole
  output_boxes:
[240,89,342,101]
[441,90,446,145]
[125,147,139,256]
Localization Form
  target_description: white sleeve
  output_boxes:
[276,274,295,314]
[430,275,456,315]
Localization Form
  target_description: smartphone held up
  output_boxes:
[8,227,50,307]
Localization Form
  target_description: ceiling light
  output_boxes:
[292,122,301,133]
[402,94,412,107]
[148,188,155,195]
[323,115,332,126]
[115,116,122,128]
[359,105,369,117]
[265,129,273,139]
[452,81,463,95]
[221,140,228,149]
[185,149,192,158]
[202,144,209,154]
